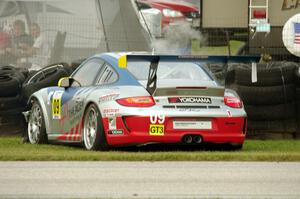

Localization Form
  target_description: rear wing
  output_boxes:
[118,54,261,95]
[123,54,261,63]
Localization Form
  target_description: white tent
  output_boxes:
[0,0,151,65]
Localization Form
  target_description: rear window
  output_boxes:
[127,61,212,81]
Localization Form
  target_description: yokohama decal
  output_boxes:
[168,97,212,104]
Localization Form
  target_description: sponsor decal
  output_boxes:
[98,93,119,103]
[168,97,212,104]
[103,108,120,117]
[149,124,164,136]
[177,108,202,112]
[282,0,300,10]
[52,91,64,119]
[173,120,212,130]
[227,110,232,117]
[69,100,84,125]
[109,130,124,135]
[108,117,117,130]
[69,101,84,116]
[282,14,300,57]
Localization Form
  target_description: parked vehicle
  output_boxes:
[25,52,259,150]
[136,0,200,29]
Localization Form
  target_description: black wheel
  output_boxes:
[247,119,297,133]
[245,102,296,121]
[83,104,109,151]
[294,66,300,87]
[21,64,70,102]
[0,74,22,97]
[235,62,295,86]
[237,84,295,105]
[27,100,48,144]
[0,95,23,111]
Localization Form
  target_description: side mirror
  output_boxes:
[58,77,71,88]
[58,77,81,88]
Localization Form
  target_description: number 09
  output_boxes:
[150,113,165,124]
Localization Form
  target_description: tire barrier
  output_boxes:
[295,70,300,139]
[1,61,300,139]
[207,63,236,86]
[0,63,72,135]
[235,62,296,86]
[231,62,298,139]
[21,63,72,104]
[0,66,28,135]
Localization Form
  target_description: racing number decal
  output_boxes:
[150,113,165,124]
[149,113,165,136]
[149,124,164,136]
[52,91,63,119]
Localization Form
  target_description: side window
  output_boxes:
[135,1,151,10]
[72,59,104,86]
[96,64,118,85]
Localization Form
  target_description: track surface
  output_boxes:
[0,161,299,199]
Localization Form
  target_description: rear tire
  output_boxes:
[83,104,109,151]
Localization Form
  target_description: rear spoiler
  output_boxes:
[118,54,261,95]
[124,55,261,63]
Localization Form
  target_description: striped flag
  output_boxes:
[294,23,300,44]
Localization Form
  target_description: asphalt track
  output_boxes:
[0,161,299,199]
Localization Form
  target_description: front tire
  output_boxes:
[28,100,48,144]
[83,104,109,151]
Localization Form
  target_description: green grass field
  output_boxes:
[192,40,245,55]
[0,137,300,161]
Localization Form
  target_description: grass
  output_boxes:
[0,137,300,161]
[192,40,245,56]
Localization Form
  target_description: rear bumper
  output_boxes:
[102,116,246,146]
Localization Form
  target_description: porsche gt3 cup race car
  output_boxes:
[26,53,259,150]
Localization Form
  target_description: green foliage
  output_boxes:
[192,40,245,55]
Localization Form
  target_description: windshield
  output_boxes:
[127,60,212,81]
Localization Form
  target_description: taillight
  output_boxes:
[224,96,243,108]
[116,96,155,107]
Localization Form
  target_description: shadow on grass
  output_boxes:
[47,140,239,152]
[114,143,240,152]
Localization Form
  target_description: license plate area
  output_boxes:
[173,119,212,130]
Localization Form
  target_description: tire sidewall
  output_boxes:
[83,104,108,151]
[28,100,48,144]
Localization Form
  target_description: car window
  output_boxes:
[135,1,152,10]
[72,59,104,86]
[127,61,212,81]
[96,64,118,85]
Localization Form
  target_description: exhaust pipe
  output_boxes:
[183,135,193,144]
[193,135,202,144]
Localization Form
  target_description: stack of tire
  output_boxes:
[234,62,297,139]
[21,63,72,105]
[0,63,74,136]
[294,66,300,139]
[207,63,236,86]
[0,66,28,135]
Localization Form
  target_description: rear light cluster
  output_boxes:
[116,96,155,107]
[224,96,243,108]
